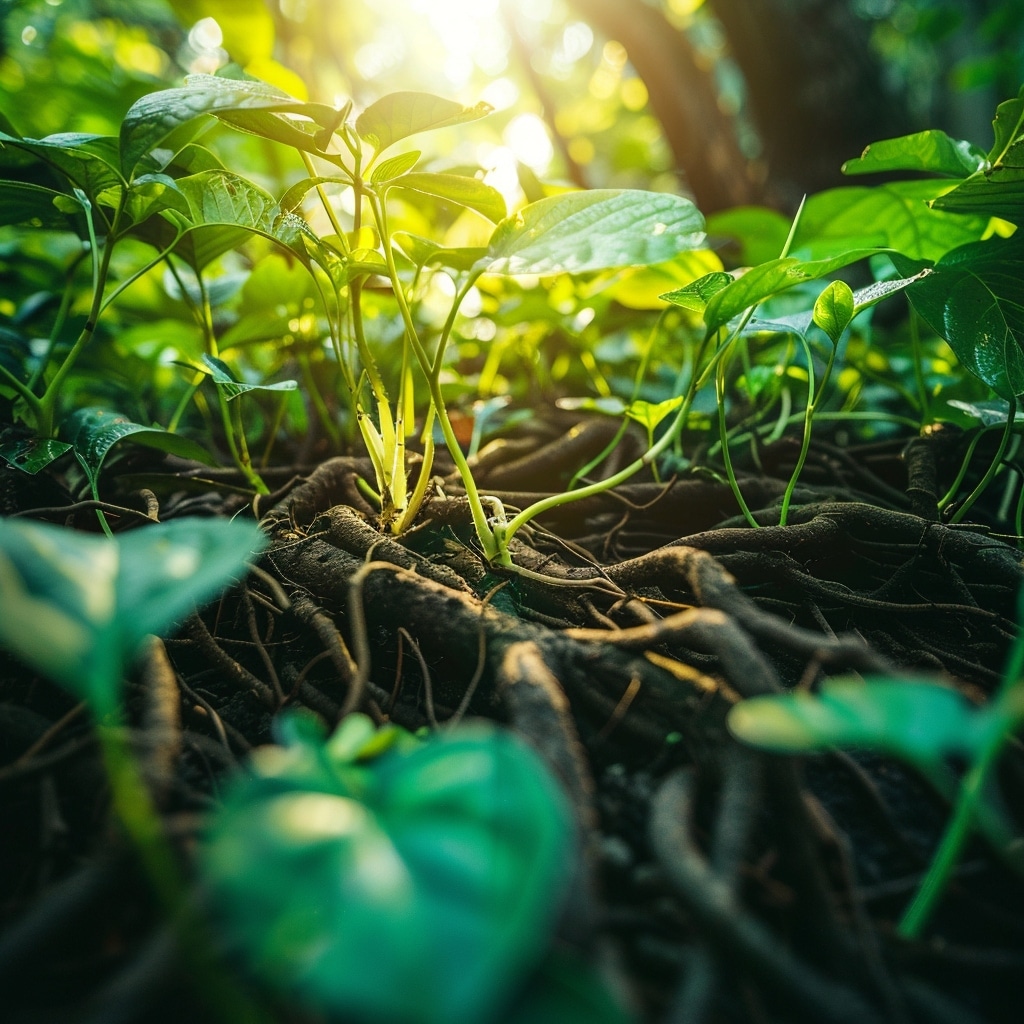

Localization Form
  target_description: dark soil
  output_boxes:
[3,413,1024,1024]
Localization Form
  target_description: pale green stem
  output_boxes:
[37,191,127,437]
[779,336,839,526]
[370,190,497,550]
[28,247,89,391]
[716,345,760,528]
[949,404,1017,525]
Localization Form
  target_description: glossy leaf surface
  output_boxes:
[485,189,705,277]
[202,714,574,1024]
[842,130,986,177]
[120,75,323,175]
[897,235,1024,398]
[63,407,214,497]
[812,280,855,344]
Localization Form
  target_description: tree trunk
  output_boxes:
[560,0,764,214]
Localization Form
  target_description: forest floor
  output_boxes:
[3,411,1024,1024]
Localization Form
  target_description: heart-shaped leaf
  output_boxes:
[201,715,574,1024]
[896,234,1024,398]
[0,517,265,711]
[485,189,705,277]
[812,279,855,344]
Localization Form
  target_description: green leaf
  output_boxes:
[198,353,298,400]
[0,436,73,474]
[485,189,705,277]
[389,172,506,223]
[812,280,855,344]
[393,232,488,272]
[702,249,880,333]
[930,169,1024,224]
[120,75,321,176]
[107,173,192,223]
[62,407,214,498]
[212,106,339,156]
[128,169,281,269]
[896,235,1024,398]
[796,181,989,261]
[624,396,683,433]
[842,130,987,178]
[201,717,574,1024]
[0,131,124,197]
[356,92,492,154]
[987,85,1024,167]
[0,180,78,229]
[371,150,421,183]
[706,206,792,267]
[0,516,265,709]
[727,678,995,767]
[660,270,733,313]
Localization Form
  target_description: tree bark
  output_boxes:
[560,0,764,213]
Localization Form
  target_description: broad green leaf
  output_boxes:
[796,181,988,262]
[371,150,421,183]
[356,92,493,154]
[727,679,994,766]
[120,75,323,176]
[102,173,191,223]
[842,130,987,178]
[202,717,574,1024]
[199,353,298,400]
[213,106,341,156]
[929,170,1024,223]
[485,189,705,277]
[0,436,73,474]
[0,516,265,710]
[0,180,78,228]
[702,249,880,333]
[128,169,281,268]
[390,172,506,223]
[660,270,733,313]
[812,280,855,344]
[895,235,1024,398]
[62,407,214,498]
[0,131,124,197]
